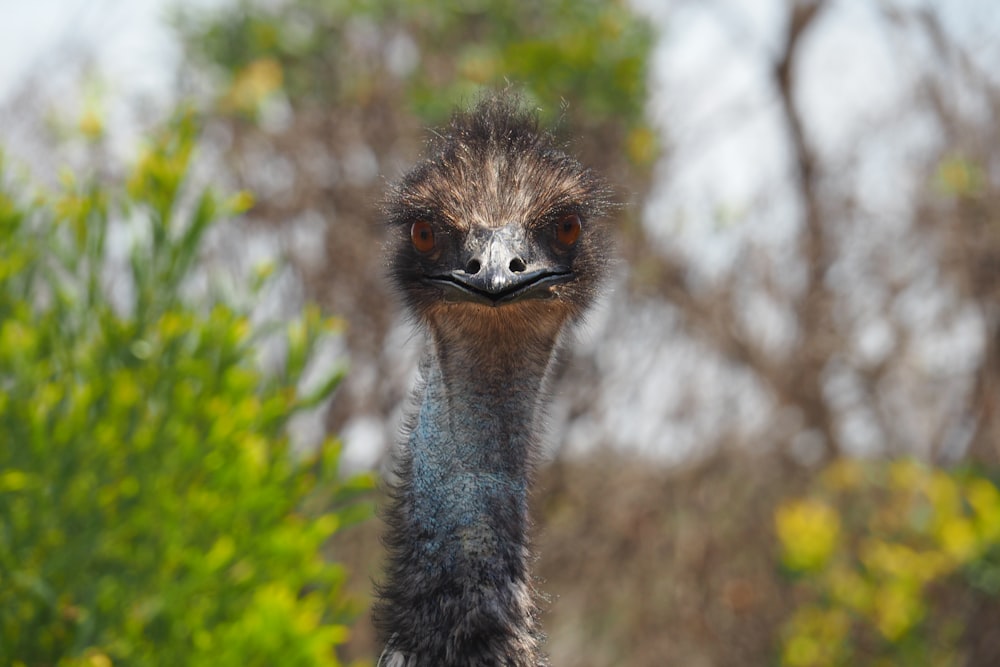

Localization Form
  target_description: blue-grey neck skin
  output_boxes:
[410,352,531,552]
[375,321,563,667]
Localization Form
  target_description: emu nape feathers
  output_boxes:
[375,93,613,667]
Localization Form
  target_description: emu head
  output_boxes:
[385,95,613,343]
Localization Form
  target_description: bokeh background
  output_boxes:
[3,1,1000,665]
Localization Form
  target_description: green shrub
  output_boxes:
[0,111,372,666]
[775,459,1000,666]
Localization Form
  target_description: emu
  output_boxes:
[375,93,612,667]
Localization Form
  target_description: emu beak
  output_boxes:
[427,226,572,306]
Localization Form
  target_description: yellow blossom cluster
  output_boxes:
[776,458,1000,666]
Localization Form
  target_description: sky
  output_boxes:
[0,1,181,103]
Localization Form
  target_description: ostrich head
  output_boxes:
[385,94,614,346]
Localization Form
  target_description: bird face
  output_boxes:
[386,96,612,332]
[407,211,582,306]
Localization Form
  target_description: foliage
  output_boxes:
[175,0,655,163]
[775,459,1000,667]
[0,111,372,666]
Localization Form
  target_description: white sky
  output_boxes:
[0,1,181,103]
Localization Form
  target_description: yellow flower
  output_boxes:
[782,606,851,666]
[936,156,983,197]
[861,539,914,579]
[776,499,841,572]
[872,581,923,641]
[967,477,1000,542]
[226,190,255,215]
[223,58,283,114]
[0,470,34,492]
[936,516,978,563]
[79,107,104,140]
[625,125,658,167]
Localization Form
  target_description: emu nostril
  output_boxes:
[465,259,482,274]
[509,258,527,273]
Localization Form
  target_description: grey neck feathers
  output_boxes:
[375,326,561,667]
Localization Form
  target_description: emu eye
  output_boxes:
[410,221,435,253]
[554,214,582,248]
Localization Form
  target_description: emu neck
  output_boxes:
[410,326,555,565]
[377,315,564,666]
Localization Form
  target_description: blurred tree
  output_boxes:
[907,8,1000,466]
[618,1,1000,469]
[0,111,372,666]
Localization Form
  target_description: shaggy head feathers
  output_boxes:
[385,93,614,327]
